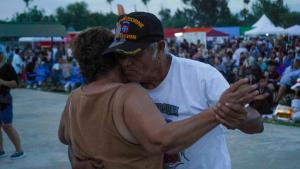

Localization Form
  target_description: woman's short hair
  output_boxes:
[72,27,115,83]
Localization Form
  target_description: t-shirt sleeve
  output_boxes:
[204,66,230,107]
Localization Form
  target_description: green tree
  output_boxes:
[141,0,151,11]
[159,8,190,28]
[56,2,118,30]
[106,0,114,12]
[181,0,234,26]
[12,5,56,23]
[244,0,250,5]
[251,0,289,26]
[159,7,171,23]
[241,0,250,21]
[23,0,33,10]
[280,12,300,27]
[56,2,90,30]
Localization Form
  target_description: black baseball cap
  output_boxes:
[103,12,164,56]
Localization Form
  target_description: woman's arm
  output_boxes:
[122,84,219,155]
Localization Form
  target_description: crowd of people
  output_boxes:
[2,36,300,121]
[167,37,300,121]
[1,24,300,121]
[1,44,83,92]
[1,34,300,120]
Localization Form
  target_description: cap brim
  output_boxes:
[103,41,150,56]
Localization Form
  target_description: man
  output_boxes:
[275,54,300,103]
[70,12,265,169]
[0,48,25,159]
[12,48,24,76]
[100,12,264,169]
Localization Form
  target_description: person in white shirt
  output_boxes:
[12,48,24,75]
[291,78,300,122]
[101,12,265,169]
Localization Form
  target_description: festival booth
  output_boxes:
[206,29,229,44]
[18,32,78,48]
[245,14,286,36]
[213,27,240,37]
[164,27,229,47]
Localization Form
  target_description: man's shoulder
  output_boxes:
[172,55,213,70]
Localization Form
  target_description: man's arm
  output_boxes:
[215,103,264,134]
[238,107,264,134]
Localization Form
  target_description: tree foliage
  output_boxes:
[181,0,235,26]
[55,2,117,30]
[23,0,33,9]
[7,0,300,30]
[159,0,300,28]
[12,5,56,23]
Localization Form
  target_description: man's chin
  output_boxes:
[125,76,141,83]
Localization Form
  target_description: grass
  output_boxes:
[263,118,300,128]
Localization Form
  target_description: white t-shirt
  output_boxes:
[148,55,231,169]
[12,54,24,74]
[232,47,247,67]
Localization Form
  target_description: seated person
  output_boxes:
[264,60,280,91]
[51,57,63,87]
[291,78,300,122]
[275,56,300,103]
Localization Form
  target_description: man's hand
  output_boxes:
[216,78,267,131]
[214,102,247,129]
[219,78,259,105]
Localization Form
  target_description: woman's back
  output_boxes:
[66,82,163,169]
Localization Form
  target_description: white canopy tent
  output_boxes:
[245,14,286,35]
[252,14,275,28]
[285,25,300,36]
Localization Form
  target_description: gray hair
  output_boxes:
[148,41,169,61]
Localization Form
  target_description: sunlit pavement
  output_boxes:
[1,89,299,169]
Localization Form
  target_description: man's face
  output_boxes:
[117,46,158,83]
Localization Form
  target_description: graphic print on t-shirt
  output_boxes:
[155,103,190,169]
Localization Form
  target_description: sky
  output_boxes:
[0,0,300,20]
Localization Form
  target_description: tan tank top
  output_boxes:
[67,83,163,169]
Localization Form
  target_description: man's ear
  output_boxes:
[157,40,165,61]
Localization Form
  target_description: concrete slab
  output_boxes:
[226,123,300,169]
[0,89,299,169]
[1,89,69,169]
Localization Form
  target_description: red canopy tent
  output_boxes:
[206,29,228,37]
[164,28,184,38]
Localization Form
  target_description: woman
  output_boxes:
[58,27,261,169]
[0,48,25,159]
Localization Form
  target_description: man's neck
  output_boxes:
[142,54,172,90]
